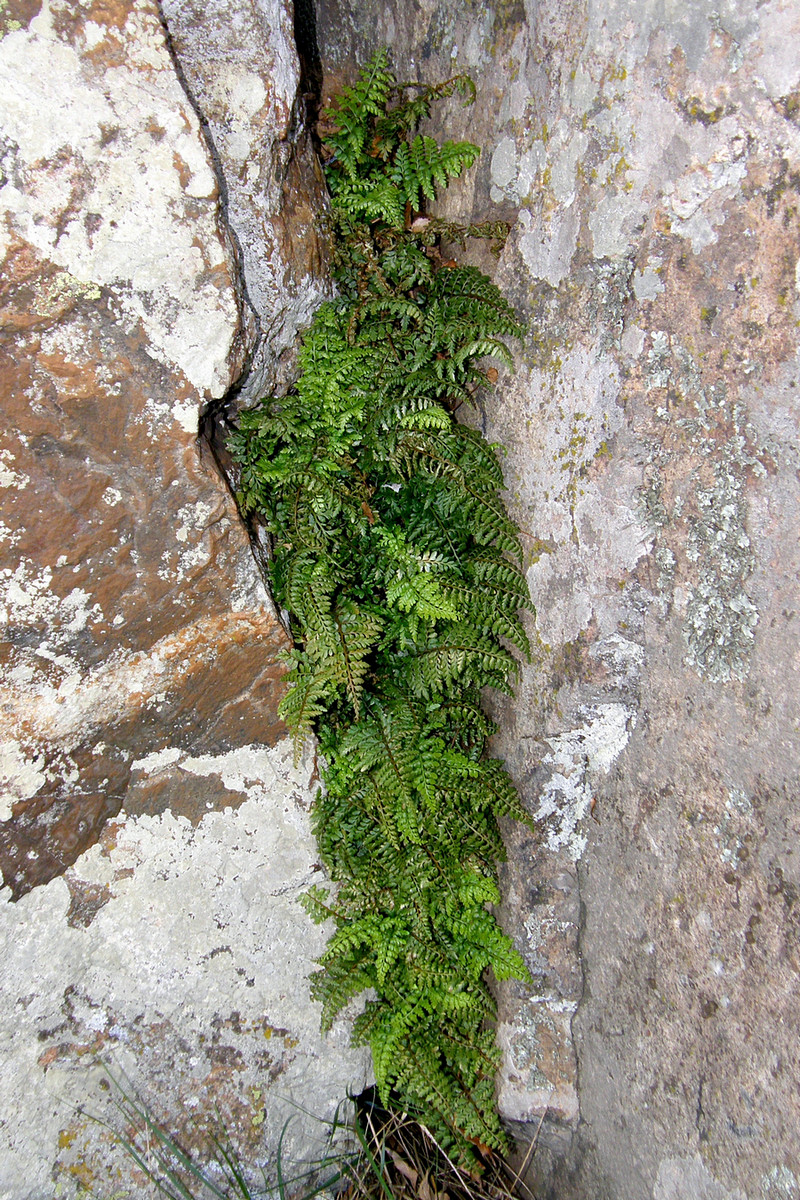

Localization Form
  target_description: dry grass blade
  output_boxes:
[388,1149,419,1189]
[351,1090,534,1200]
[499,1090,553,1200]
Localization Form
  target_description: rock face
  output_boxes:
[0,0,250,897]
[1,742,368,1196]
[159,0,330,403]
[4,0,799,1194]
[315,1,800,1197]
[0,0,367,1193]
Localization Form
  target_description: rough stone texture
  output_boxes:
[0,1,368,1193]
[160,0,330,403]
[0,741,369,1196]
[4,0,799,1192]
[0,0,256,897]
[315,2,800,1196]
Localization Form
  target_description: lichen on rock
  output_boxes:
[313,0,800,1193]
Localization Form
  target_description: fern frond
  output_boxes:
[278,654,330,756]
[308,952,377,1032]
[323,48,395,178]
[228,50,531,1163]
[330,600,384,716]
[441,580,530,657]
[402,623,518,696]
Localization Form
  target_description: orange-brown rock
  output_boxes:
[0,0,283,897]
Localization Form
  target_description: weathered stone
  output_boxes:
[0,0,256,896]
[0,0,370,1191]
[0,741,369,1196]
[315,1,800,1195]
[160,0,331,403]
[4,0,799,1190]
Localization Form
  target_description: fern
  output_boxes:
[230,50,532,1164]
[323,50,479,234]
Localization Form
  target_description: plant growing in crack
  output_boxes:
[230,48,532,1163]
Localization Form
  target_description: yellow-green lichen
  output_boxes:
[34,272,102,317]
[680,96,725,126]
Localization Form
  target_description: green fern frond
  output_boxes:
[392,136,479,209]
[323,48,395,178]
[328,601,384,717]
[308,952,377,1033]
[441,580,531,657]
[228,48,532,1164]
[278,655,330,757]
[402,623,519,696]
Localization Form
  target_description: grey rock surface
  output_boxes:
[160,0,331,401]
[3,0,799,1193]
[0,741,369,1197]
[315,0,800,1195]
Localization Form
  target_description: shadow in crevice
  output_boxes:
[294,0,324,131]
[190,0,327,623]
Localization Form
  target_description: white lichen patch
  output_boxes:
[0,448,28,490]
[535,703,637,859]
[0,618,240,749]
[496,997,579,1124]
[159,539,210,586]
[641,333,763,681]
[503,28,764,277]
[131,745,184,775]
[131,743,297,805]
[171,398,199,434]
[0,738,370,1195]
[509,349,651,645]
[684,467,759,682]
[490,136,519,194]
[0,559,103,638]
[713,787,757,872]
[0,740,46,818]
[751,2,800,99]
[517,202,581,289]
[662,125,749,253]
[0,518,20,547]
[0,1,238,398]
[589,632,645,690]
[516,348,625,543]
[174,500,214,545]
[633,262,664,302]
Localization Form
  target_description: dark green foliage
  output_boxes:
[230,51,532,1163]
[322,48,479,229]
